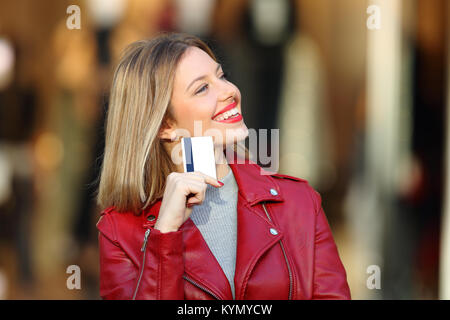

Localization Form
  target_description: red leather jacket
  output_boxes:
[97,159,351,300]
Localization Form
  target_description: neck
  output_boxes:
[214,146,231,181]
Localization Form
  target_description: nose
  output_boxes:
[218,80,237,103]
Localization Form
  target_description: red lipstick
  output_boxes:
[214,113,242,123]
[212,101,237,120]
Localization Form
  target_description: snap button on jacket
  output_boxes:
[97,159,351,300]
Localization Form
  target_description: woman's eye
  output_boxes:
[195,73,228,95]
[196,84,208,94]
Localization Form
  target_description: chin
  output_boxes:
[222,134,249,148]
[221,124,248,142]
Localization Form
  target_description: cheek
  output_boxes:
[175,99,216,132]
[176,102,194,121]
[195,96,218,123]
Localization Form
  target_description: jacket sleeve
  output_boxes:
[311,190,351,300]
[97,214,185,300]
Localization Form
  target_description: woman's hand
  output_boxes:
[154,171,223,233]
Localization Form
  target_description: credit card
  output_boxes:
[181,136,217,179]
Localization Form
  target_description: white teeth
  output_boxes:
[214,107,239,121]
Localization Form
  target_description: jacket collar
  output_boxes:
[226,153,284,206]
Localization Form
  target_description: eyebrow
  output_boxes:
[186,63,222,93]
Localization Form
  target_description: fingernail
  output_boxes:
[187,203,194,208]
[218,181,224,186]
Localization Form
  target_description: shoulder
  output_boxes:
[244,160,319,204]
[268,171,322,213]
[96,206,143,245]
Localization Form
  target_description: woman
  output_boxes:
[96,32,351,300]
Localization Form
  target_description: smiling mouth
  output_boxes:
[212,101,242,122]
[212,106,241,121]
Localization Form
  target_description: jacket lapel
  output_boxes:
[180,219,233,299]
[228,158,285,300]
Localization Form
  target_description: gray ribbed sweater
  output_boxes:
[189,168,238,299]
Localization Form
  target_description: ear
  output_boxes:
[158,118,177,141]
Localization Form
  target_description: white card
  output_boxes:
[181,136,217,179]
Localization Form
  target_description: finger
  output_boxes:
[187,187,206,206]
[190,171,222,188]
[184,181,206,205]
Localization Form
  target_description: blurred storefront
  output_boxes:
[0,0,449,299]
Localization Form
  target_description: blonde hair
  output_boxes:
[96,32,248,215]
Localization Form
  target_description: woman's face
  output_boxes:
[168,46,248,147]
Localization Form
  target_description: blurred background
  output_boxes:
[0,0,449,299]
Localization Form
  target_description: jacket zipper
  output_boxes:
[262,202,293,300]
[183,275,222,300]
[132,228,151,300]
